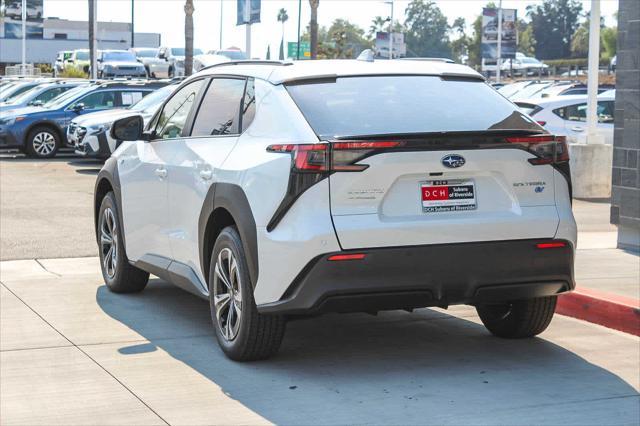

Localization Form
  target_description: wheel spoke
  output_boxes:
[214,263,232,290]
[100,229,112,245]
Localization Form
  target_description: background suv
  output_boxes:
[95,60,576,361]
[98,50,147,78]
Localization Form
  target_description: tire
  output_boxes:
[209,226,286,361]
[168,67,174,78]
[476,296,557,339]
[25,126,60,158]
[98,191,149,293]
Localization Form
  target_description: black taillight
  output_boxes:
[505,135,569,165]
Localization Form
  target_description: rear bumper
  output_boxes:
[257,239,575,315]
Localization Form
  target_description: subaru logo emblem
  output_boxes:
[441,154,466,168]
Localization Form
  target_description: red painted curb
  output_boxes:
[557,288,640,336]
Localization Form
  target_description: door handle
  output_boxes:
[154,167,167,178]
[199,169,213,181]
[571,126,584,132]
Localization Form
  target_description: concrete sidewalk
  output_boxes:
[1,257,639,425]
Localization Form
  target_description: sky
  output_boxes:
[43,0,620,57]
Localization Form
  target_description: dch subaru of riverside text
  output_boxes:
[94,59,577,361]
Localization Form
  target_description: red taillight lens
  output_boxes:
[505,135,569,165]
[536,241,567,249]
[267,140,404,172]
[267,143,328,171]
[327,253,366,261]
[536,121,547,126]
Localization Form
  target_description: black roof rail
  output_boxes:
[200,60,293,72]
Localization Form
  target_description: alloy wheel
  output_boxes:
[32,132,56,156]
[100,208,118,279]
[213,247,243,341]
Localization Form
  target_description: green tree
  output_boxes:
[369,16,388,38]
[450,17,469,63]
[403,0,451,58]
[517,19,536,57]
[601,26,617,60]
[302,19,372,59]
[527,0,583,60]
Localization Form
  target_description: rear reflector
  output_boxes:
[536,242,567,249]
[327,253,366,261]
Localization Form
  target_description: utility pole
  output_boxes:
[586,0,602,144]
[296,0,301,60]
[89,0,98,79]
[131,0,134,48]
[21,0,26,73]
[496,0,503,83]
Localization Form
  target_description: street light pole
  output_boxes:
[21,0,26,73]
[586,0,602,144]
[131,0,134,48]
[219,0,223,50]
[496,0,503,83]
[388,0,394,60]
[245,0,251,58]
[296,0,302,60]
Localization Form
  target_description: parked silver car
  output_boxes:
[148,47,203,78]
[98,50,147,78]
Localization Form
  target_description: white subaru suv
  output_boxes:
[95,59,576,361]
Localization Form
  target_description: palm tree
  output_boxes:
[309,0,319,59]
[277,8,289,60]
[184,0,194,76]
[369,16,388,38]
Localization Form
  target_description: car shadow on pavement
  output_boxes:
[97,280,640,425]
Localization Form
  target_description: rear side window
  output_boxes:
[36,87,68,103]
[554,101,615,123]
[191,78,245,136]
[73,91,116,110]
[286,76,539,138]
[119,91,146,107]
[242,78,256,132]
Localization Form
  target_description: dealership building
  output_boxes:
[0,16,160,67]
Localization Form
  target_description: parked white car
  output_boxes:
[95,59,576,360]
[193,53,230,72]
[502,57,549,76]
[148,47,203,78]
[69,84,176,159]
[515,91,615,144]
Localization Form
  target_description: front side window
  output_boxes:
[155,79,205,139]
[73,91,116,110]
[191,78,245,136]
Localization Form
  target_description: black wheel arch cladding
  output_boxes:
[199,183,259,289]
[94,157,125,248]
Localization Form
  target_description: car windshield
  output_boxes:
[287,76,540,139]
[75,51,89,60]
[2,85,44,105]
[130,85,174,112]
[170,48,202,56]
[512,83,551,99]
[103,51,137,62]
[498,81,531,98]
[135,49,158,58]
[43,85,91,108]
[219,50,247,60]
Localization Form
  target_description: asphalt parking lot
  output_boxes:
[1,153,639,425]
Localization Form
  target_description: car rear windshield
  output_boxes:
[286,76,539,139]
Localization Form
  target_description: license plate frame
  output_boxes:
[420,179,477,213]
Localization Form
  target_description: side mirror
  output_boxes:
[111,115,144,141]
[72,103,85,113]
